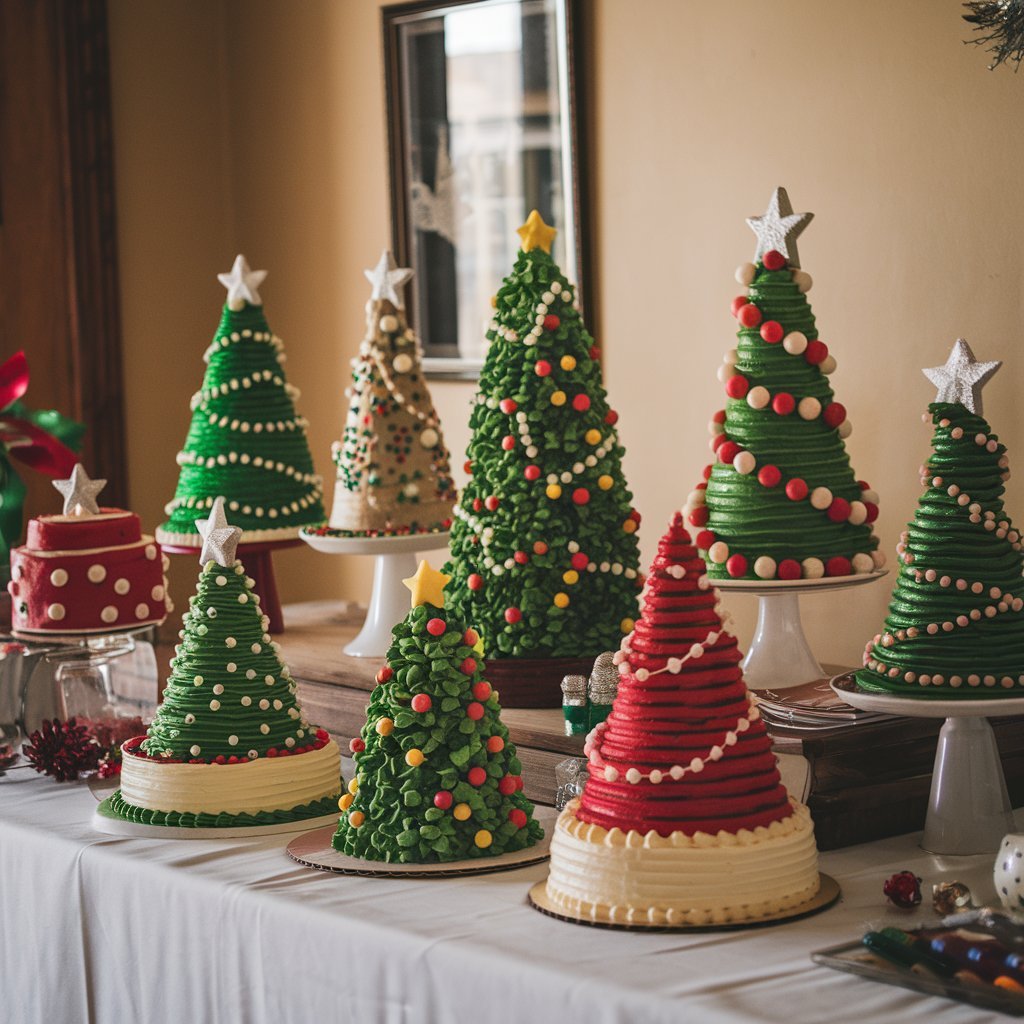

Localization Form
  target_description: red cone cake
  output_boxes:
[543,513,820,925]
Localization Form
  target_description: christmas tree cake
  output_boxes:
[313,250,456,536]
[110,498,342,827]
[684,187,883,581]
[333,560,543,862]
[544,513,820,925]
[444,211,642,669]
[157,255,325,546]
[10,464,171,634]
[857,339,1024,699]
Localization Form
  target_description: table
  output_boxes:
[1,771,1015,1024]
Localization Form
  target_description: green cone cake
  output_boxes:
[444,211,642,661]
[684,188,882,581]
[333,560,543,862]
[157,255,325,546]
[857,339,1024,699]
[110,498,342,826]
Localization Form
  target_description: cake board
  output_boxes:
[287,805,557,877]
[527,873,841,932]
[715,571,887,690]
[832,673,1024,855]
[162,537,302,634]
[299,530,450,657]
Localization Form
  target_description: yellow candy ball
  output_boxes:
[550,390,567,407]
[623,519,638,534]
[405,748,425,767]
[562,570,579,585]
[621,618,635,633]
[339,793,354,811]
[474,829,493,849]
[453,802,472,821]
[560,355,577,371]
[348,777,359,795]
[490,294,498,309]
[585,429,601,445]
[553,592,570,608]
[598,475,614,491]
[376,717,394,736]
[546,484,562,500]
[348,810,365,828]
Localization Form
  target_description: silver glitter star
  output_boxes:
[746,187,814,268]
[217,254,267,311]
[52,464,106,516]
[364,249,414,309]
[195,496,242,568]
[923,339,1001,416]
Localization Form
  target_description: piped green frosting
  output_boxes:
[105,790,338,828]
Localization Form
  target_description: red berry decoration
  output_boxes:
[411,694,432,713]
[858,480,871,491]
[514,550,529,564]
[571,552,588,570]
[463,628,480,646]
[499,398,517,414]
[434,790,453,810]
[726,553,748,578]
[883,871,922,909]
[486,735,505,753]
[498,775,517,795]
[376,666,393,684]
[572,393,591,412]
[472,498,483,512]
[826,556,852,577]
[695,529,716,550]
[805,340,829,365]
[760,320,784,344]
[426,617,447,636]
[534,359,552,377]
[504,606,521,624]
[725,374,749,399]
[466,701,485,721]
[730,295,749,317]
[524,465,541,481]
[758,465,782,488]
[589,345,600,360]
[509,808,528,829]
[534,541,549,555]
[572,487,590,505]
[23,718,101,782]
[778,559,802,580]
[786,478,809,501]
[718,440,741,465]
[349,737,365,753]
[467,766,487,787]
[543,313,561,332]
[737,303,763,328]
[605,410,619,425]
[864,502,880,524]
[463,460,473,475]
[711,432,727,453]
[827,498,851,523]
[485,495,500,512]
[772,392,796,416]
[823,402,847,429]
[762,249,787,271]
[467,573,484,591]
[473,681,492,701]
[702,463,714,480]
[688,506,709,527]
[460,657,477,675]
[501,435,516,450]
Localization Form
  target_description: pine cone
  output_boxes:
[23,718,102,782]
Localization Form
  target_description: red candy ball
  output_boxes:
[730,295,749,317]
[411,693,432,713]
[467,767,487,787]
[498,775,517,795]
[534,360,552,377]
[464,628,480,645]
[509,808,528,828]
[713,409,726,424]
[702,463,714,481]
[467,574,484,591]
[472,498,483,512]
[695,530,716,550]
[524,465,541,481]
[827,498,851,523]
[826,556,852,577]
[464,460,473,475]
[514,550,529,565]
[778,559,802,580]
[484,495,500,512]
[726,553,748,578]
[883,871,922,909]
[426,617,446,636]
[762,249,786,270]
[349,737,366,753]
[737,303,763,328]
[486,735,505,753]
[605,410,619,425]
[499,398,517,414]
[534,541,549,555]
[572,394,591,412]
[466,701,485,721]
[501,435,516,450]
[473,681,492,701]
[772,392,796,416]
[805,340,829,365]
[863,502,879,524]
[376,666,393,684]
[786,478,809,501]
[711,433,727,453]
[589,345,600,360]
[688,506,709,527]
[572,488,590,505]
[725,374,749,399]
[543,313,561,331]
[460,657,477,675]
[718,440,741,465]
[571,552,589,570]
[434,790,453,810]
[504,606,521,624]
[760,320,784,344]
[758,465,782,488]
[823,402,847,429]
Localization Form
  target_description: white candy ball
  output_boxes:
[708,541,730,564]
[820,355,837,375]
[754,556,777,580]
[792,270,813,293]
[419,428,439,448]
[723,348,739,366]
[798,396,821,420]
[746,386,770,410]
[871,550,887,569]
[838,421,853,439]
[733,451,756,475]
[802,557,825,579]
[380,314,399,333]
[861,489,880,505]
[783,331,808,355]
[810,486,833,510]
[847,500,868,525]
[686,489,706,508]
[392,353,413,374]
[852,553,875,574]
[735,263,756,286]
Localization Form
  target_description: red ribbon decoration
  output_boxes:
[0,351,78,478]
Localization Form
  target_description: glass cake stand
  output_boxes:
[300,530,450,657]
[832,673,1023,856]
[715,571,887,690]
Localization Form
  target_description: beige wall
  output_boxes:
[109,0,1023,667]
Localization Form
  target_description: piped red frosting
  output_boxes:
[575,512,793,838]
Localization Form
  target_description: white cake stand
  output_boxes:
[832,673,1023,856]
[715,571,887,690]
[300,531,450,657]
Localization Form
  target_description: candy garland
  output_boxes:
[202,327,284,363]
[190,369,300,410]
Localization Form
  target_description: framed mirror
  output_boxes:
[383,0,587,379]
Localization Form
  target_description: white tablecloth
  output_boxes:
[0,769,1013,1024]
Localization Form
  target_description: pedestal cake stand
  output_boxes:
[716,571,887,690]
[300,530,450,657]
[832,674,1023,855]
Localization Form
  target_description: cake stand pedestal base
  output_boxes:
[299,531,450,658]
[833,674,1024,855]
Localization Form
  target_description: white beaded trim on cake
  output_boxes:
[203,329,285,363]
[190,370,299,409]
[174,448,320,486]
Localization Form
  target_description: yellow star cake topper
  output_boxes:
[402,560,451,609]
[517,210,557,254]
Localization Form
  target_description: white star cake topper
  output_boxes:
[195,496,242,568]
[365,249,414,309]
[218,254,268,311]
[53,463,107,516]
[746,186,814,268]
[923,339,1001,416]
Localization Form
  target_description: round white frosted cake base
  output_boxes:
[91,796,340,839]
[287,805,557,877]
[528,873,840,932]
[715,571,887,690]
[299,530,450,658]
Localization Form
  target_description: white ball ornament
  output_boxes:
[735,263,756,286]
[802,557,825,579]
[746,386,770,410]
[792,270,813,293]
[379,314,399,333]
[708,542,729,564]
[848,501,868,525]
[852,553,875,574]
[87,564,107,584]
[838,421,853,439]
[810,487,833,510]
[47,603,66,621]
[723,348,739,366]
[392,353,413,374]
[783,331,808,355]
[50,569,69,587]
[419,428,439,449]
[114,578,130,595]
[798,396,822,420]
[733,451,756,475]
[820,355,837,375]
[753,556,777,580]
[101,605,118,623]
